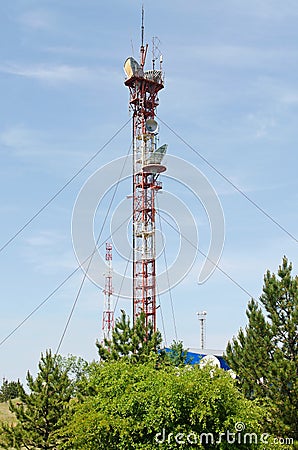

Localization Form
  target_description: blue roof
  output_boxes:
[186,351,230,370]
[164,348,230,370]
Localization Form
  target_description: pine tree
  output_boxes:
[1,350,73,449]
[55,354,89,395]
[225,257,298,439]
[0,378,22,402]
[164,340,190,366]
[96,310,162,363]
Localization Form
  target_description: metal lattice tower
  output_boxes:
[102,243,114,341]
[124,9,166,331]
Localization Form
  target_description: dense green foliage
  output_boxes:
[0,379,21,402]
[61,358,266,449]
[0,350,73,449]
[2,261,297,448]
[55,354,89,395]
[96,310,162,362]
[225,257,298,440]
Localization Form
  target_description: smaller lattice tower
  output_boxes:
[102,243,114,341]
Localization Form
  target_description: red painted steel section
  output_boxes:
[125,46,164,331]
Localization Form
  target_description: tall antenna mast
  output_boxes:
[102,243,114,341]
[197,311,207,350]
[123,10,167,331]
[141,5,144,48]
[140,6,147,68]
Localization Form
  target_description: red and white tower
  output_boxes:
[102,242,114,341]
[124,10,167,331]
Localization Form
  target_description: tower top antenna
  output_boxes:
[141,5,145,48]
[140,5,147,68]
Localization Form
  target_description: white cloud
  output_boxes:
[281,91,298,105]
[231,0,298,20]
[245,113,277,139]
[0,124,68,160]
[19,9,54,30]
[174,44,298,71]
[163,0,298,20]
[0,124,42,155]
[0,124,93,164]
[25,230,65,248]
[0,63,99,85]
[23,234,77,274]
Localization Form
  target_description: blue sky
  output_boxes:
[1,0,298,381]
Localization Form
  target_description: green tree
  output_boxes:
[61,357,267,449]
[0,378,22,402]
[96,310,162,362]
[225,257,298,440]
[163,340,190,366]
[55,354,89,395]
[1,350,73,449]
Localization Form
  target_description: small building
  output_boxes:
[164,347,230,371]
[186,348,230,370]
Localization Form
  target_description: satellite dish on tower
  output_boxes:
[143,143,167,174]
[124,57,142,79]
[145,118,158,133]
